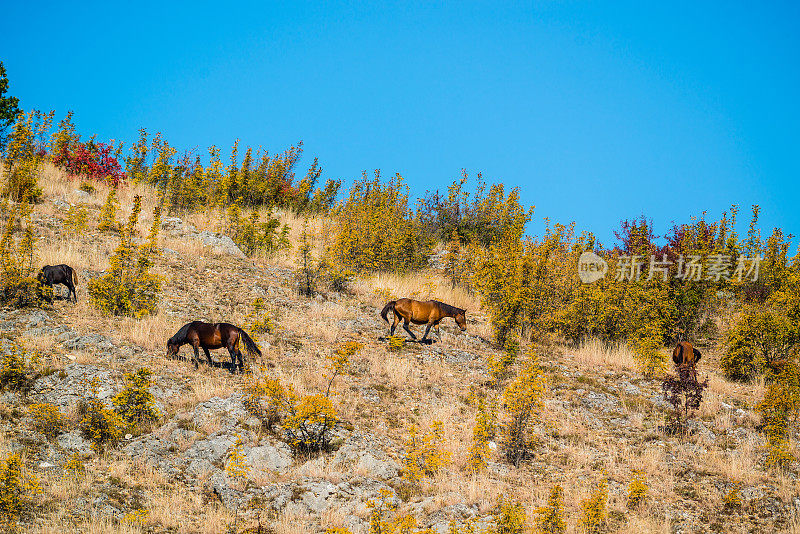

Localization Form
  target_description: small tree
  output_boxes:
[536,485,566,534]
[0,62,21,152]
[326,341,361,397]
[402,421,451,491]
[502,351,546,466]
[297,218,316,296]
[579,479,608,534]
[97,188,120,232]
[467,397,492,472]
[494,496,527,534]
[757,358,800,468]
[0,453,40,525]
[112,368,160,431]
[88,195,162,317]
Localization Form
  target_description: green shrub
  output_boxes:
[226,203,289,256]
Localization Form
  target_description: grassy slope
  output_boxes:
[3,165,798,533]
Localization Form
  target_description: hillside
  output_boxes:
[0,168,797,534]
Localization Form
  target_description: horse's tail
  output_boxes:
[380,300,396,323]
[71,267,78,285]
[238,328,262,358]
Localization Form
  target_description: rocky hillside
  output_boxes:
[0,182,797,534]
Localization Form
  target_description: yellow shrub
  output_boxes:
[388,335,405,352]
[0,452,40,525]
[502,351,546,466]
[630,324,666,378]
[493,496,527,534]
[626,471,648,509]
[79,397,124,453]
[0,199,50,308]
[112,368,160,430]
[226,434,250,486]
[88,195,162,317]
[244,376,338,451]
[330,170,432,273]
[97,188,120,232]
[402,421,451,490]
[63,453,85,479]
[579,479,608,534]
[0,341,40,393]
[722,481,742,512]
[64,203,89,235]
[467,397,491,473]
[756,358,800,469]
[535,485,566,534]
[28,403,66,440]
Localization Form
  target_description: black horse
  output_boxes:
[37,264,78,303]
[167,321,261,373]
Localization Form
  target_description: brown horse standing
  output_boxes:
[167,321,261,373]
[381,298,466,343]
[672,341,702,378]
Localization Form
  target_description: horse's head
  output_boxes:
[166,339,180,358]
[455,310,467,332]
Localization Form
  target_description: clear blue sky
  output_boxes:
[2,1,798,248]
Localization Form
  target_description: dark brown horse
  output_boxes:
[167,321,261,373]
[381,298,466,343]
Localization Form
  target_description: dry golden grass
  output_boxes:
[570,338,637,371]
[351,270,481,312]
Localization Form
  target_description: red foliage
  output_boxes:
[52,141,126,187]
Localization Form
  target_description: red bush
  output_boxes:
[53,141,126,187]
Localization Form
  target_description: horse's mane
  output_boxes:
[432,300,465,316]
[169,322,194,345]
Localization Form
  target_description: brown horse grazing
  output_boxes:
[381,298,466,343]
[672,341,702,369]
[167,321,262,373]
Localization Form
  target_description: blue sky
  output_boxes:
[2,1,798,248]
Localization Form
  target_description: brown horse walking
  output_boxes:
[167,321,261,373]
[381,298,466,343]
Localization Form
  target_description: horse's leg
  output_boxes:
[65,280,77,303]
[421,322,434,343]
[226,345,239,374]
[390,314,400,336]
[403,319,417,340]
[192,342,200,369]
[435,321,442,340]
[203,347,213,367]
